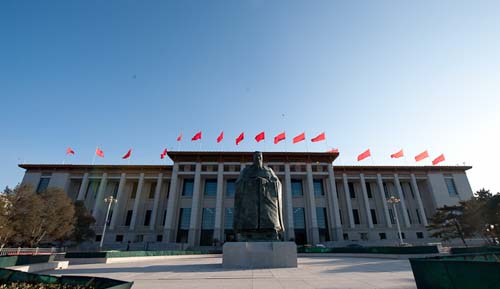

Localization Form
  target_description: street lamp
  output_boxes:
[100,196,117,251]
[387,196,404,246]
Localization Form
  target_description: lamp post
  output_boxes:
[100,196,117,251]
[387,196,404,246]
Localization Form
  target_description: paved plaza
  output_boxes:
[46,255,417,289]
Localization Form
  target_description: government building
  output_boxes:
[18,151,473,248]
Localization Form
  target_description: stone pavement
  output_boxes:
[45,255,417,289]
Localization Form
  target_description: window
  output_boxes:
[408,182,415,198]
[360,233,368,240]
[200,208,215,245]
[204,179,217,196]
[144,210,152,226]
[416,232,424,239]
[339,209,343,225]
[388,209,396,224]
[313,179,324,196]
[370,209,378,225]
[156,235,163,242]
[407,209,412,224]
[148,182,157,199]
[316,207,329,242]
[95,235,102,242]
[445,178,458,196]
[182,179,194,196]
[125,210,133,226]
[85,180,100,199]
[379,233,387,240]
[293,208,307,245]
[400,182,406,198]
[343,233,349,240]
[111,183,119,198]
[226,179,236,197]
[176,208,191,243]
[36,177,50,193]
[416,209,422,224]
[353,209,360,225]
[383,182,390,199]
[131,182,138,199]
[162,210,167,226]
[366,182,373,198]
[135,234,144,242]
[348,182,356,198]
[224,208,235,242]
[291,180,303,196]
[400,232,406,239]
[115,235,124,242]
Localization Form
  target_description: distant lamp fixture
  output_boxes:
[100,196,118,251]
[387,196,404,246]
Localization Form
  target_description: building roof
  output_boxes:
[166,151,339,163]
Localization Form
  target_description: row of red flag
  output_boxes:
[183,131,326,145]
[65,147,446,165]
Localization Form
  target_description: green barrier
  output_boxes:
[298,245,439,254]
[0,268,133,289]
[0,255,52,268]
[410,253,500,289]
[450,246,500,255]
[66,250,220,259]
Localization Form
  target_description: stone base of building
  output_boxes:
[222,241,297,269]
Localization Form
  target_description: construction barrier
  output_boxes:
[409,253,500,289]
[0,268,133,289]
[297,245,439,254]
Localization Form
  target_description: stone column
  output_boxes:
[359,174,374,228]
[411,174,428,226]
[109,173,127,230]
[187,163,202,247]
[92,173,108,220]
[394,174,411,228]
[284,164,295,241]
[129,173,145,230]
[213,163,224,242]
[164,163,179,242]
[327,164,342,240]
[150,173,164,230]
[342,173,355,229]
[305,163,320,245]
[76,173,89,201]
[377,174,392,228]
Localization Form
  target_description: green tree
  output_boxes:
[427,205,472,246]
[71,200,96,243]
[0,192,15,250]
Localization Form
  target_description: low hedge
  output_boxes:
[0,268,133,289]
[65,249,221,259]
[0,255,52,268]
[450,246,500,255]
[298,245,439,254]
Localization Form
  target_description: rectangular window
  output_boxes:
[343,233,349,240]
[204,179,217,196]
[400,232,406,239]
[407,209,412,224]
[115,235,124,242]
[226,179,236,197]
[163,210,167,226]
[366,182,373,198]
[360,233,368,240]
[379,232,387,240]
[144,210,152,226]
[156,235,163,242]
[416,209,422,224]
[178,208,191,230]
[182,179,194,197]
[339,209,343,225]
[95,235,102,242]
[85,180,100,199]
[370,209,378,225]
[313,179,324,196]
[131,182,138,199]
[36,177,50,193]
[348,182,356,198]
[416,232,424,239]
[388,209,396,224]
[353,209,360,225]
[445,178,458,196]
[201,208,215,229]
[148,182,157,199]
[293,208,306,229]
[125,210,133,226]
[291,180,303,196]
[400,182,406,198]
[383,182,390,199]
[408,182,415,198]
[316,207,327,229]
[111,183,119,198]
[224,208,234,229]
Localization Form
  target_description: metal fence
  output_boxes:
[0,247,62,256]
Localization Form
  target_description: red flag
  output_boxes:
[236,132,244,145]
[311,132,326,142]
[432,154,445,165]
[122,149,132,159]
[191,131,202,141]
[327,148,339,153]
[160,148,167,159]
[255,131,265,142]
[293,132,305,144]
[217,131,224,143]
[415,150,429,162]
[357,149,371,161]
[274,132,286,144]
[176,133,182,142]
[391,149,404,158]
[66,147,75,155]
[95,147,104,158]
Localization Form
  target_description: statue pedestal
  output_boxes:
[222,242,297,269]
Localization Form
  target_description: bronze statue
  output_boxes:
[233,151,283,241]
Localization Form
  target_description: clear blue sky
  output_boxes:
[1,0,499,193]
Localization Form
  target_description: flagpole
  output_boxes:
[92,146,97,165]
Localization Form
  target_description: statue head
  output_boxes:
[253,151,263,168]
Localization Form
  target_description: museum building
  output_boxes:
[18,151,473,247]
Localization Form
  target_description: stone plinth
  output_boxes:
[222,242,297,269]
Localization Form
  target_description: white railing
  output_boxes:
[0,247,61,256]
